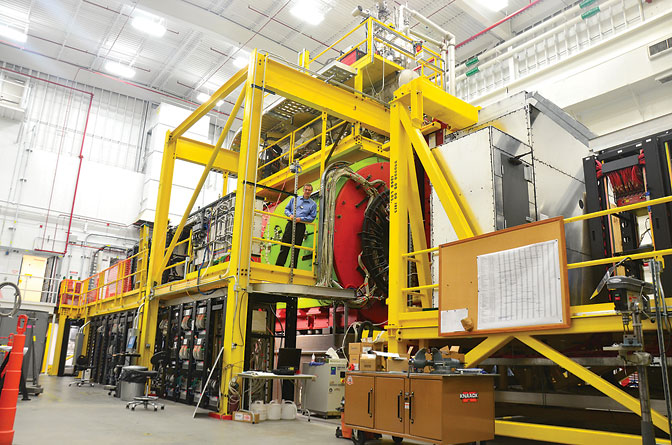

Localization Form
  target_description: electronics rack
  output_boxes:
[583,129,672,295]
[155,298,224,411]
[242,297,287,407]
[86,309,137,385]
[184,192,265,274]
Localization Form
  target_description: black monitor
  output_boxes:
[276,348,302,371]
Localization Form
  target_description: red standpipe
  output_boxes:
[0,67,94,256]
[457,0,543,48]
[0,314,28,445]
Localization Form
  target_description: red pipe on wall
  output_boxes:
[0,66,95,256]
[457,0,543,48]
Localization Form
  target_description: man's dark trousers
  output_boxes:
[276,221,306,267]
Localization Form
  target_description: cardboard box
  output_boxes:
[440,345,465,363]
[387,354,410,372]
[349,352,360,370]
[233,411,260,424]
[359,353,384,371]
[349,341,384,358]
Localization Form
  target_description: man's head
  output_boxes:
[302,183,313,199]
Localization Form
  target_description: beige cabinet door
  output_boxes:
[374,376,405,434]
[19,254,47,302]
[409,377,443,441]
[344,374,375,429]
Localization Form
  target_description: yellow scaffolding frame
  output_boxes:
[49,28,672,442]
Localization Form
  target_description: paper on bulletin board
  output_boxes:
[440,308,469,333]
[477,239,563,330]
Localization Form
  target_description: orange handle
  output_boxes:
[15,314,28,334]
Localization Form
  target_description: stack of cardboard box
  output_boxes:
[348,340,384,371]
[348,341,411,372]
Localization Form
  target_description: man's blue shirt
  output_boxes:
[284,196,317,223]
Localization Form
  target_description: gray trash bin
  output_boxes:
[119,365,148,401]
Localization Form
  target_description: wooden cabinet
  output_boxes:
[344,374,375,429]
[408,377,443,441]
[374,376,405,434]
[345,372,495,445]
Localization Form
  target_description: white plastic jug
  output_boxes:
[250,400,267,421]
[267,400,282,420]
[281,400,297,420]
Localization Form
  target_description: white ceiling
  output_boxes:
[0,0,578,113]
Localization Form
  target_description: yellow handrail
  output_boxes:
[564,195,672,224]
[255,209,316,226]
[309,18,369,65]
[252,236,314,252]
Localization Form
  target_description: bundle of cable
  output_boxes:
[195,313,206,330]
[180,315,191,330]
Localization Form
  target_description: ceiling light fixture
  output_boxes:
[475,0,509,12]
[0,5,28,42]
[0,23,27,42]
[131,10,166,37]
[104,61,136,79]
[290,0,325,26]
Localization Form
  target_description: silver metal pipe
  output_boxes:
[400,6,456,94]
[408,28,443,49]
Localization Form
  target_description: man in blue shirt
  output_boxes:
[276,183,317,268]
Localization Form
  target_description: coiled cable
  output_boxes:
[0,282,21,317]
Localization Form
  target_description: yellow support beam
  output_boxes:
[495,420,670,445]
[464,334,513,368]
[387,101,411,354]
[262,57,390,136]
[221,50,266,414]
[159,86,246,276]
[399,106,476,239]
[138,133,176,367]
[258,134,386,191]
[174,137,239,174]
[48,312,67,376]
[395,76,479,130]
[404,145,432,307]
[517,334,670,434]
[170,66,247,140]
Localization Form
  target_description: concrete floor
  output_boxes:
[12,376,415,445]
[13,376,538,445]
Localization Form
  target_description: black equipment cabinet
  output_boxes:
[153,297,225,411]
[84,309,137,385]
[583,130,672,297]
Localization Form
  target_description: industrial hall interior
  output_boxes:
[2,0,672,444]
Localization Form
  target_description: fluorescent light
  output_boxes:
[233,54,248,68]
[131,11,166,37]
[475,0,509,12]
[104,61,136,79]
[0,24,27,42]
[290,0,324,26]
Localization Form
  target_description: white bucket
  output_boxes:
[267,400,282,420]
[250,400,267,421]
[281,400,297,420]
